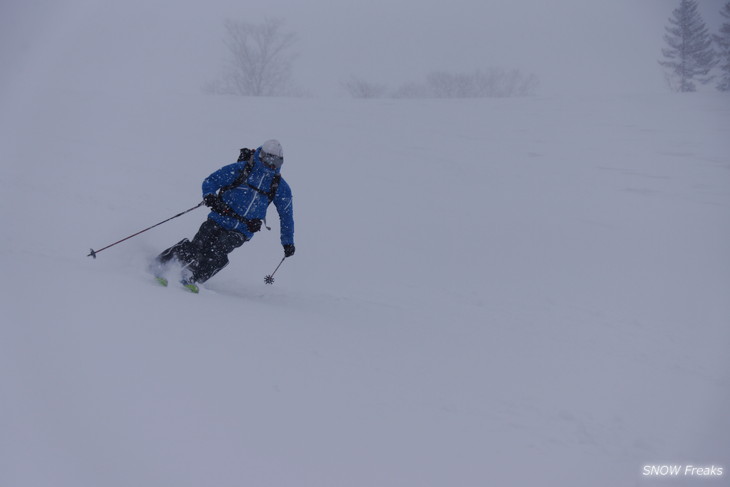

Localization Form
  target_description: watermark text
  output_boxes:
[643,465,723,477]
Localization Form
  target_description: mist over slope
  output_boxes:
[1,89,729,486]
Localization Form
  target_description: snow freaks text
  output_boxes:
[642,465,723,478]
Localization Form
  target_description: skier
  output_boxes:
[151,139,295,292]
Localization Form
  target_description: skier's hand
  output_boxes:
[204,194,231,216]
[204,193,218,208]
[283,244,295,258]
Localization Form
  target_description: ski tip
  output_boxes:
[155,277,169,287]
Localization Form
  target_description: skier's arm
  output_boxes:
[201,163,243,196]
[273,179,294,247]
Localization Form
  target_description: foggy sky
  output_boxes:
[1,0,728,100]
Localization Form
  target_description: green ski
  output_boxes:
[182,282,199,294]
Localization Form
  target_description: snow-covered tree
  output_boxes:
[659,0,718,92]
[713,1,730,91]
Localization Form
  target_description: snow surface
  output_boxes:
[1,87,729,486]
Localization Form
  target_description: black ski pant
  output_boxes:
[155,218,247,284]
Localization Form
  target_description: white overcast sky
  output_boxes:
[1,0,727,99]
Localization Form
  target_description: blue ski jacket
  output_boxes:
[201,147,294,245]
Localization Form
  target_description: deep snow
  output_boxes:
[1,88,729,486]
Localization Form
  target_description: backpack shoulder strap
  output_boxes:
[218,158,255,195]
[267,174,282,201]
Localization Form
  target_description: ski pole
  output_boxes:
[88,201,205,258]
[264,257,287,285]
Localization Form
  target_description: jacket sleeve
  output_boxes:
[201,162,242,196]
[273,178,294,246]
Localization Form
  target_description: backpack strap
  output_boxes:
[231,169,281,203]
[267,174,281,202]
[218,158,255,196]
[217,156,279,202]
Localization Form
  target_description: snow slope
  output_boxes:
[1,87,729,486]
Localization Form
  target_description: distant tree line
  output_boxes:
[206,3,730,98]
[342,68,540,99]
[204,18,539,99]
[659,0,730,92]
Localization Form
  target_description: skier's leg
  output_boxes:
[150,237,195,279]
[156,238,193,264]
[186,220,247,284]
[151,219,216,276]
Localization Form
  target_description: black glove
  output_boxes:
[246,219,262,233]
[204,193,232,216]
[283,244,295,258]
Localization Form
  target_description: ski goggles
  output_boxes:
[260,150,283,169]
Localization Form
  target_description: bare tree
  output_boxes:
[391,82,430,99]
[392,68,539,99]
[213,18,298,96]
[341,76,388,98]
[426,71,473,98]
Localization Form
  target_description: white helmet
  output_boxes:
[260,139,283,169]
